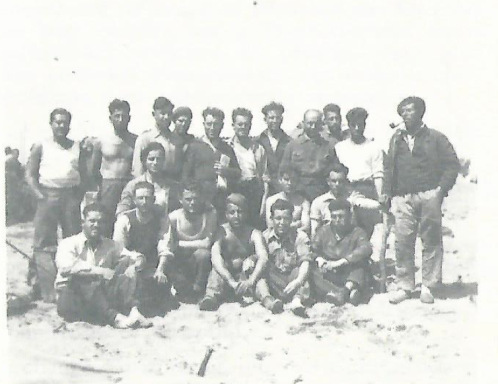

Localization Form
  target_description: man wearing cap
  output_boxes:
[257,102,292,195]
[279,109,339,202]
[384,96,459,305]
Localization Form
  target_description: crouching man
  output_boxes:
[55,203,150,329]
[113,181,178,317]
[199,194,283,314]
[311,199,372,306]
[263,199,312,318]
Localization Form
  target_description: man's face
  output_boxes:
[204,114,223,139]
[400,103,422,129]
[279,173,295,194]
[134,187,155,213]
[182,190,203,214]
[145,149,165,174]
[82,211,105,241]
[265,110,283,132]
[348,120,366,142]
[110,108,130,132]
[153,108,173,130]
[272,209,292,236]
[327,171,347,195]
[174,115,192,135]
[226,203,246,228]
[233,115,252,139]
[50,114,70,140]
[303,111,323,140]
[323,111,341,134]
[330,209,351,232]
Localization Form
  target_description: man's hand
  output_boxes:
[34,190,45,201]
[235,279,254,297]
[378,194,390,211]
[153,269,168,284]
[316,257,327,270]
[283,279,302,297]
[214,161,228,176]
[97,267,115,280]
[228,279,239,291]
[242,258,256,274]
[124,265,137,279]
[325,259,348,271]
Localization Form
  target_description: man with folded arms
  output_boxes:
[55,203,150,328]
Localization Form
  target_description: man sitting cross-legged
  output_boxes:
[167,181,217,302]
[263,199,312,318]
[113,181,178,317]
[199,194,283,314]
[310,199,373,306]
[55,203,150,329]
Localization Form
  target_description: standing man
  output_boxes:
[335,107,384,238]
[321,103,349,142]
[385,96,459,304]
[279,109,339,202]
[26,108,86,300]
[257,102,291,195]
[132,97,183,181]
[89,99,137,236]
[171,106,196,149]
[229,107,269,229]
[181,107,241,216]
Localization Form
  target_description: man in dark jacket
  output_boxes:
[384,96,460,305]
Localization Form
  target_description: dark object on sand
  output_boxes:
[197,347,214,377]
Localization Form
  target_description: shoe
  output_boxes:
[113,313,137,329]
[262,297,284,314]
[389,289,410,304]
[129,307,153,328]
[199,296,220,311]
[325,288,347,306]
[291,305,309,318]
[348,289,362,306]
[420,286,435,304]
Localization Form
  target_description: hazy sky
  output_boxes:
[1,0,496,161]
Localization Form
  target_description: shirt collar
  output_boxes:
[267,227,295,244]
[80,232,103,249]
[153,126,172,138]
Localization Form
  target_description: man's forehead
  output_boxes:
[401,103,416,110]
[304,111,322,121]
[135,187,154,196]
[85,211,103,219]
[273,209,292,217]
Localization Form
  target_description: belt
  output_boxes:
[393,186,437,197]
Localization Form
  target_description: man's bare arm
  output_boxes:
[248,230,268,285]
[26,143,44,200]
[211,240,237,288]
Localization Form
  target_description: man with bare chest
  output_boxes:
[89,99,137,236]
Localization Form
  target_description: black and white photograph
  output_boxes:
[1,1,495,383]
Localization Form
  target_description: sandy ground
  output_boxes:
[5,178,477,384]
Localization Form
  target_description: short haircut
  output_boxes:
[346,107,368,125]
[82,202,106,218]
[173,106,193,121]
[232,107,253,123]
[397,96,426,118]
[270,199,294,217]
[133,181,155,196]
[202,107,225,121]
[153,97,174,111]
[226,193,248,211]
[182,180,203,195]
[262,102,284,116]
[12,149,19,156]
[5,147,12,155]
[278,168,298,180]
[328,198,352,213]
[108,99,131,115]
[140,142,165,165]
[50,108,72,123]
[323,103,341,115]
[329,162,349,178]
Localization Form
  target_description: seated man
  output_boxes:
[263,199,312,318]
[311,199,373,306]
[113,181,178,316]
[167,181,217,301]
[55,203,150,329]
[265,169,310,234]
[199,194,283,314]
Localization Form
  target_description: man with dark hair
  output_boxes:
[26,108,87,301]
[87,99,138,237]
[385,96,459,305]
[55,203,150,328]
[264,199,312,317]
[280,109,340,202]
[166,181,217,301]
[335,107,384,238]
[257,102,291,195]
[113,182,178,316]
[229,107,269,229]
[311,199,373,306]
[182,107,241,216]
[132,97,185,181]
[322,103,349,142]
[171,106,195,147]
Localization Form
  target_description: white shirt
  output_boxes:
[335,138,384,182]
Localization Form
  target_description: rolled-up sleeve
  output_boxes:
[55,237,94,277]
[371,145,385,180]
[345,229,373,264]
[295,231,313,264]
[158,216,176,261]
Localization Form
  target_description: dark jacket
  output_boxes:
[257,129,291,179]
[384,125,459,197]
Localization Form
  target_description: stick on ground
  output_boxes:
[197,347,214,377]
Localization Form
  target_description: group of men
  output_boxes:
[24,95,460,329]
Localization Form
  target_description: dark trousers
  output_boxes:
[100,178,129,237]
[164,249,212,294]
[56,258,138,325]
[266,264,310,303]
[234,179,265,229]
[136,263,174,317]
[296,179,328,202]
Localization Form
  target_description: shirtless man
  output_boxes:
[89,99,137,236]
[199,193,283,313]
[167,181,217,301]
